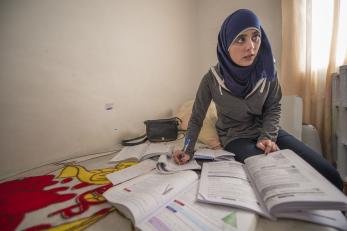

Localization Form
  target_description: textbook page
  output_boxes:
[244,149,347,213]
[194,148,235,161]
[106,159,156,185]
[156,154,201,174]
[109,143,149,163]
[103,170,198,225]
[197,161,271,218]
[139,181,259,231]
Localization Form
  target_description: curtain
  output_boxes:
[281,0,347,163]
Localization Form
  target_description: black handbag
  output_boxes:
[121,117,182,146]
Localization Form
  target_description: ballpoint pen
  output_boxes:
[179,138,191,161]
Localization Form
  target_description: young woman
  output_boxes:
[173,9,343,190]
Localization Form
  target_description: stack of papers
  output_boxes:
[109,142,175,163]
[106,159,156,185]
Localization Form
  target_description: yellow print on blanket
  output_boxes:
[57,161,137,184]
[47,207,116,231]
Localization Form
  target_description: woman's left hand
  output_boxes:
[256,139,279,154]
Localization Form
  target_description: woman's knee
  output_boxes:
[224,138,263,163]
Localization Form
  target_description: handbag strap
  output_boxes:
[174,116,182,124]
[121,134,147,146]
[166,117,182,125]
[173,117,187,132]
[144,117,182,124]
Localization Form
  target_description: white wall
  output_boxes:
[0,0,281,179]
[0,0,199,178]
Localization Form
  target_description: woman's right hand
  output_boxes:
[256,139,279,154]
[173,149,191,165]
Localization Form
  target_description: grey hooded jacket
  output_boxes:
[185,64,282,157]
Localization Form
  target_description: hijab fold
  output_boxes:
[217,9,276,98]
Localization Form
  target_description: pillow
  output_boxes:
[175,100,221,149]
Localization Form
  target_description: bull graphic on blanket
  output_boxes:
[0,160,136,231]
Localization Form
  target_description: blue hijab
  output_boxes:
[217,9,276,98]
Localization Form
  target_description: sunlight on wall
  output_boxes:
[311,0,333,71]
[311,0,347,70]
[336,0,347,66]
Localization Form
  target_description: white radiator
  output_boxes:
[332,65,347,182]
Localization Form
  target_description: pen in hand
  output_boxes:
[178,138,191,162]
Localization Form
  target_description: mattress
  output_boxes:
[0,151,338,231]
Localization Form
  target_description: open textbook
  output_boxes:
[197,149,347,230]
[194,148,235,161]
[103,170,258,231]
[109,142,175,163]
[156,154,201,174]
